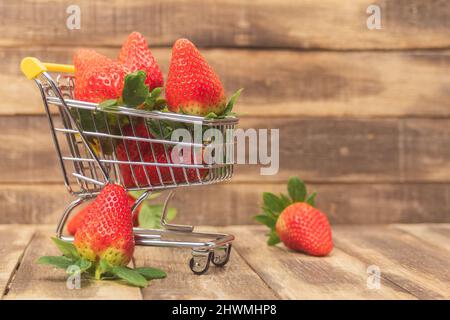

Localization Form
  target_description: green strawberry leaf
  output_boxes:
[37,256,76,269]
[254,214,276,229]
[267,231,281,246]
[288,177,307,202]
[164,206,177,221]
[122,70,149,108]
[75,258,92,272]
[153,98,167,110]
[111,266,148,288]
[137,205,161,229]
[100,272,119,280]
[138,204,177,229]
[150,87,162,99]
[98,99,119,112]
[144,87,164,110]
[222,88,243,116]
[263,192,286,213]
[146,118,187,140]
[51,237,79,259]
[134,267,167,280]
[279,194,292,208]
[205,112,219,120]
[262,206,279,220]
[306,192,317,207]
[99,259,112,273]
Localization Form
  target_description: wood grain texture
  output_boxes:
[4,227,143,300]
[5,47,450,117]
[334,226,450,299]
[393,224,450,253]
[1,116,449,183]
[0,225,35,298]
[223,225,415,299]
[1,224,449,299]
[1,183,449,225]
[134,241,278,299]
[1,0,450,49]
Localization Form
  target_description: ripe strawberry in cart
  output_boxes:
[74,32,163,102]
[115,122,205,188]
[72,32,164,155]
[118,31,164,91]
[166,38,227,116]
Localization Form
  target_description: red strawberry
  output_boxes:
[74,184,135,269]
[67,193,141,235]
[118,32,163,90]
[276,203,333,256]
[166,39,226,116]
[115,123,204,188]
[74,51,127,103]
[74,49,110,75]
[256,177,333,256]
[67,200,97,235]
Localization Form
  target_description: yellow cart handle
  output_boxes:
[20,57,75,80]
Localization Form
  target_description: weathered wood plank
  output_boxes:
[334,226,450,299]
[223,225,415,299]
[4,227,143,300]
[1,0,450,49]
[5,47,450,117]
[393,224,450,253]
[134,234,278,299]
[0,185,73,225]
[0,225,35,298]
[1,183,449,226]
[237,117,450,183]
[2,116,449,183]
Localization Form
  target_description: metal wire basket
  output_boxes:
[21,57,238,274]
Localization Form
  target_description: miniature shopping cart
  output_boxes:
[21,57,238,274]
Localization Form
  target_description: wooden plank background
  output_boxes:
[0,0,449,225]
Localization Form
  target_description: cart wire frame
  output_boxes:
[22,57,237,274]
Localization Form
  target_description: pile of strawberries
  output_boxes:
[74,32,228,116]
[72,32,238,188]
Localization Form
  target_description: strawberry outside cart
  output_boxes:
[21,57,237,275]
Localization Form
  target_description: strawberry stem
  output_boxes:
[95,264,103,280]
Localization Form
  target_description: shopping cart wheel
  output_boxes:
[189,251,212,275]
[212,244,232,267]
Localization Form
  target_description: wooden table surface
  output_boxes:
[1,224,449,300]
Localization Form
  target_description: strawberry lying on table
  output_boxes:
[255,177,333,257]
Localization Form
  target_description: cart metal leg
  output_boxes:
[133,189,235,274]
